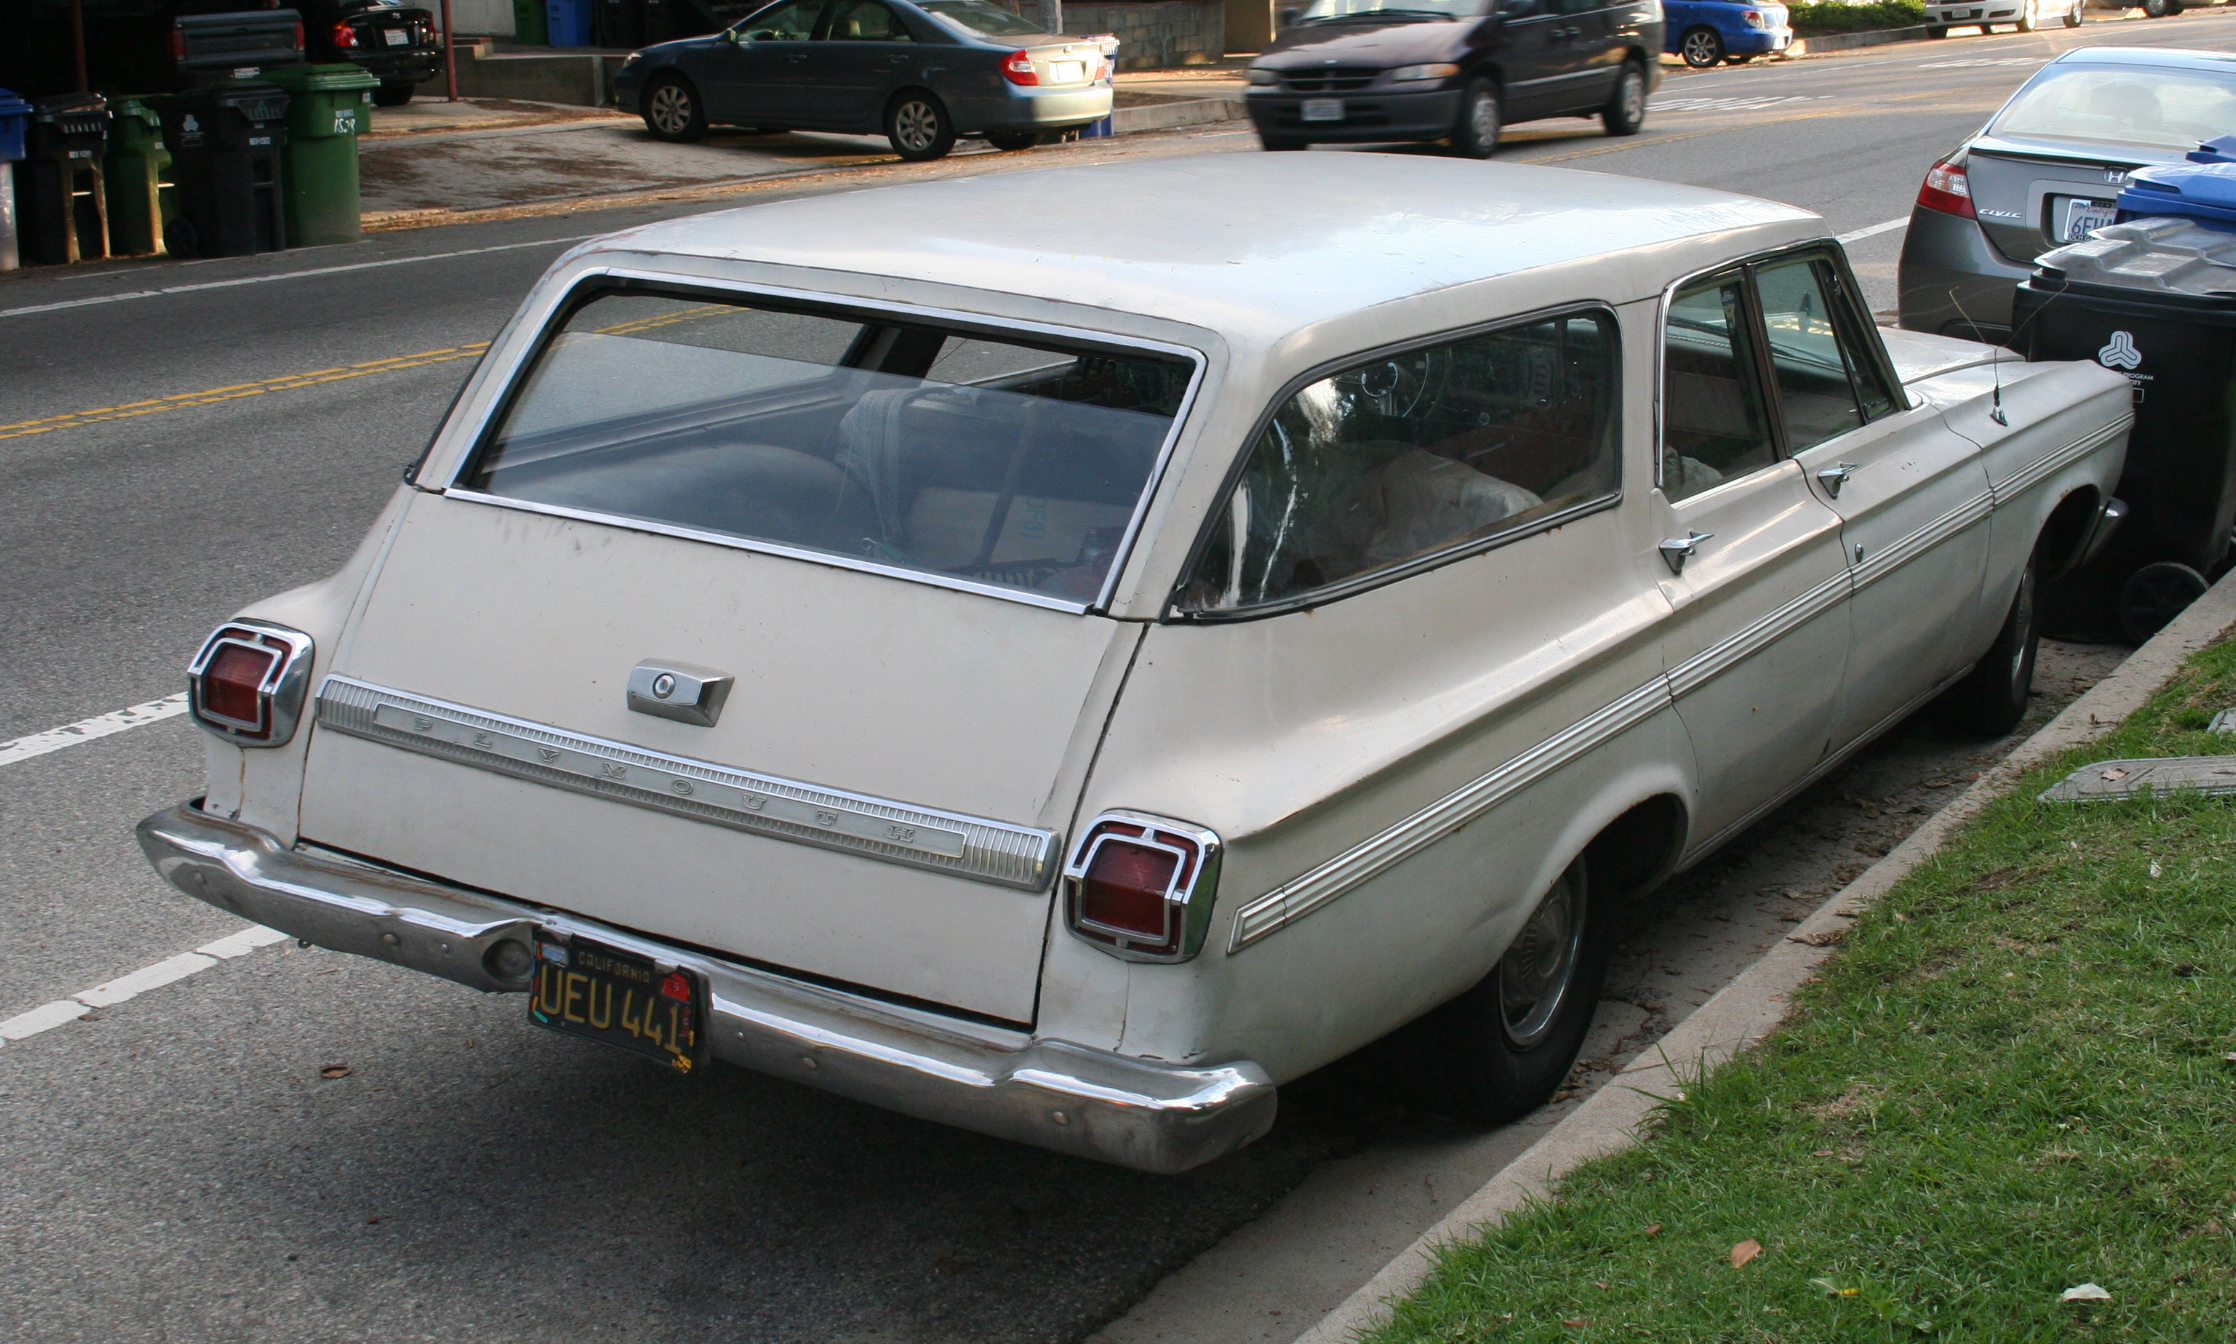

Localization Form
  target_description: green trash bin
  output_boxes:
[261,65,378,247]
[514,0,550,46]
[104,98,175,257]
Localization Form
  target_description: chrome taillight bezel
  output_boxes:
[1063,810,1223,964]
[187,619,315,747]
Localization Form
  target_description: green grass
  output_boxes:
[1367,639,2236,1343]
[1785,0,1927,35]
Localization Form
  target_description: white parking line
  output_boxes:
[0,693,190,769]
[0,233,601,320]
[1838,216,1909,244]
[0,925,290,1046]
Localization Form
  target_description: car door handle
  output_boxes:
[1658,531,1713,575]
[1816,462,1859,498]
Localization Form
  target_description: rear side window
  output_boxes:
[1178,310,1620,613]
[463,289,1196,605]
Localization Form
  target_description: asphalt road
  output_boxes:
[3,16,2228,1341]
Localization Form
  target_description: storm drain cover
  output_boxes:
[2040,756,2236,802]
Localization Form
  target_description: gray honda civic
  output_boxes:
[1898,46,2236,343]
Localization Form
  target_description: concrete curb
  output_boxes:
[1790,23,1939,55]
[1292,569,2236,1344]
[1111,94,1245,133]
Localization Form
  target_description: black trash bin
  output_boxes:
[155,83,289,258]
[2016,188,2236,642]
[16,93,111,265]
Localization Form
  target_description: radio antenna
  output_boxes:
[1946,287,2010,426]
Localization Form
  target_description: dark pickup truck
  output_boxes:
[5,0,439,103]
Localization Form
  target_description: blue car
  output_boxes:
[1664,0,1793,66]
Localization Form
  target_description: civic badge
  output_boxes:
[626,660,734,728]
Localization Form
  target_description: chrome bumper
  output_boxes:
[136,803,1277,1174]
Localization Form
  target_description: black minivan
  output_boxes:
[1244,0,1662,155]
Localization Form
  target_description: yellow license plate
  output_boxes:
[529,935,703,1074]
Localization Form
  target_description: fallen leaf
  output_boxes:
[1789,929,1845,947]
[1731,1239,1763,1268]
[319,1065,352,1080]
[1642,1224,1663,1237]
[365,1217,380,1225]
[2223,1053,2236,1063]
[2061,1283,2111,1302]
[1593,1281,1609,1290]
[1561,1320,1589,1329]
[2101,767,2130,782]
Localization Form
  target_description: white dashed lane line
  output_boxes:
[1838,216,1910,244]
[0,693,190,768]
[0,925,291,1047]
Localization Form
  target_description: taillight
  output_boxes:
[332,21,358,47]
[170,24,187,60]
[1064,813,1222,962]
[1003,50,1040,86]
[292,19,305,50]
[1918,156,1975,219]
[188,620,315,746]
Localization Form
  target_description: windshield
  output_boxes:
[466,290,1194,606]
[1990,62,2236,152]
[1294,0,1488,21]
[919,0,1046,36]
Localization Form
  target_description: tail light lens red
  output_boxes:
[332,21,358,47]
[293,19,305,50]
[1002,51,1040,86]
[1918,156,1975,219]
[169,24,187,60]
[188,621,315,746]
[1064,813,1223,962]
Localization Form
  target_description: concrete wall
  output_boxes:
[450,0,519,37]
[1063,0,1225,68]
[452,45,630,102]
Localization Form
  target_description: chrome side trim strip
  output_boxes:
[1666,569,1850,700]
[1851,491,1995,595]
[1994,417,2130,505]
[314,676,1059,891]
[137,804,1273,1174]
[1228,677,1671,953]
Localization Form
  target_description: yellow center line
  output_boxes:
[0,343,495,442]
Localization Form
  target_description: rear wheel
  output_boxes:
[1451,78,1502,158]
[1937,555,2041,737]
[885,90,955,161]
[2120,561,2208,643]
[2063,0,2082,24]
[643,75,706,143]
[1679,25,1724,67]
[2140,0,2167,14]
[984,130,1039,151]
[1258,133,1307,150]
[1602,60,1646,136]
[1393,859,1611,1125]
[371,81,414,107]
[2019,4,2039,28]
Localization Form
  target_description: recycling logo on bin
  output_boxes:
[2098,330,2143,371]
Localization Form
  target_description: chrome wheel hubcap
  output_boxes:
[649,85,689,134]
[1621,72,1644,122]
[1682,31,1717,63]
[895,100,938,151]
[1469,93,1497,146]
[1498,873,1584,1049]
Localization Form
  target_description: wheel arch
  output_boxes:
[2036,483,2105,579]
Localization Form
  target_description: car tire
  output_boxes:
[2019,5,2039,27]
[2064,0,2083,24]
[1927,22,1949,34]
[2141,0,2167,13]
[1258,133,1308,150]
[1601,61,1647,136]
[2119,561,2208,643]
[1451,78,1502,158]
[885,90,955,161]
[984,130,1039,151]
[642,75,707,143]
[371,81,414,107]
[1389,858,1611,1125]
[1936,554,2041,738]
[1678,25,1725,67]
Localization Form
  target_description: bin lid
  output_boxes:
[2117,160,2236,227]
[2187,134,2236,165]
[109,97,164,129]
[262,63,382,92]
[35,91,109,119]
[2033,216,2236,309]
[0,87,30,118]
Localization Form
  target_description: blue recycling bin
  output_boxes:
[547,0,593,46]
[2116,149,2236,232]
[0,87,30,270]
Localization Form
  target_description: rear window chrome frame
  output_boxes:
[440,266,1209,617]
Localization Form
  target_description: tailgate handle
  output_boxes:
[627,660,735,728]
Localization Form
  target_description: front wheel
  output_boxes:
[1258,133,1308,150]
[1391,859,1611,1125]
[1451,78,1502,158]
[2063,0,2082,24]
[2119,561,2208,643]
[1936,556,2041,737]
[885,91,955,161]
[2019,6,2039,27]
[1927,22,1949,34]
[371,81,414,107]
[642,75,706,143]
[1602,61,1646,136]
[983,130,1039,151]
[1678,25,1725,67]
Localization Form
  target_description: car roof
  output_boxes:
[582,155,1822,341]
[2051,45,2236,74]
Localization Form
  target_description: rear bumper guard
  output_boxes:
[136,803,1277,1174]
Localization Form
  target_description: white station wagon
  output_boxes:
[140,156,2131,1174]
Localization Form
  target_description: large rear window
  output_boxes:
[462,288,1196,606]
[1990,62,2236,152]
